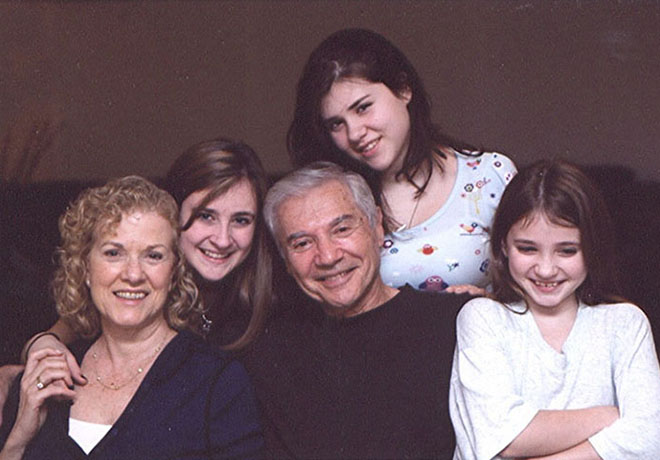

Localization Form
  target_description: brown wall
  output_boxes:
[2,1,659,183]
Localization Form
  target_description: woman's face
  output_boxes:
[320,78,412,176]
[179,178,257,282]
[87,211,176,331]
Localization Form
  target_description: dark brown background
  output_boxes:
[2,1,660,363]
[1,1,659,183]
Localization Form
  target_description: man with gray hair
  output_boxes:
[244,161,468,458]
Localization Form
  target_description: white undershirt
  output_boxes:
[68,417,112,454]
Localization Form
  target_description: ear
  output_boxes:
[398,86,412,105]
[501,240,509,258]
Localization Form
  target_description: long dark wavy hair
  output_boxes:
[490,159,622,307]
[164,138,273,350]
[287,28,477,231]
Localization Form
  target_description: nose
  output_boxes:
[314,235,342,267]
[122,257,146,284]
[209,222,232,248]
[346,119,366,145]
[534,252,558,278]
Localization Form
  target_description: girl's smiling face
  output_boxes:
[178,178,257,282]
[321,78,412,177]
[504,212,587,315]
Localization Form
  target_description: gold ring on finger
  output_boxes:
[36,376,45,390]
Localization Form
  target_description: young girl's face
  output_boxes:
[504,212,587,314]
[320,78,411,177]
[178,178,257,282]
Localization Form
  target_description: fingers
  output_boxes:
[7,354,76,451]
[445,284,487,296]
[26,333,66,357]
[25,349,77,389]
[65,351,88,386]
[27,338,86,387]
[19,368,76,410]
[22,350,77,399]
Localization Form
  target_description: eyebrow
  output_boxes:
[322,95,370,124]
[512,238,580,245]
[347,94,369,111]
[100,241,169,250]
[145,244,170,251]
[196,207,217,215]
[330,214,356,226]
[285,214,356,244]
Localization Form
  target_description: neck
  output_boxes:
[527,294,579,321]
[328,280,399,319]
[97,320,174,366]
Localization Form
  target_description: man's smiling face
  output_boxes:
[276,180,386,317]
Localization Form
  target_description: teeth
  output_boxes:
[361,139,378,152]
[115,291,147,300]
[201,249,230,260]
[534,281,559,288]
[319,269,351,282]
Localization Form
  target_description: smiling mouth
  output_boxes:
[532,280,562,289]
[317,267,357,283]
[356,138,379,155]
[200,248,233,260]
[114,290,147,300]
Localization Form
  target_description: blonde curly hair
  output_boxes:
[51,176,204,339]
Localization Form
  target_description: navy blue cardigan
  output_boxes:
[0,331,263,459]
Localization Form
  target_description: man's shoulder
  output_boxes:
[394,285,473,313]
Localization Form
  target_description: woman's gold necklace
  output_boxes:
[393,189,424,232]
[90,334,169,391]
[390,165,432,232]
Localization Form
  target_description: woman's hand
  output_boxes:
[0,365,24,427]
[1,349,76,459]
[25,334,86,389]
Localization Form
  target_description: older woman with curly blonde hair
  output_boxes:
[0,176,263,459]
[52,175,202,339]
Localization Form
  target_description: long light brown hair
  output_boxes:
[164,138,273,350]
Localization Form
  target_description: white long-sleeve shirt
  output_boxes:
[449,297,660,460]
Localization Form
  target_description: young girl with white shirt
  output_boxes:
[449,159,660,459]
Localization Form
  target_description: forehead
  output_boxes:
[509,212,580,241]
[182,178,257,212]
[321,78,384,115]
[95,211,175,245]
[276,181,362,236]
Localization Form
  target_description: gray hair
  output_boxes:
[263,162,379,251]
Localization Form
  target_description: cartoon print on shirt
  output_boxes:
[461,176,493,216]
[379,151,517,291]
[479,259,490,273]
[467,158,482,170]
[460,222,489,237]
[460,222,478,234]
[418,275,449,291]
[418,244,438,255]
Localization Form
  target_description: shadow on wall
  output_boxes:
[1,167,660,364]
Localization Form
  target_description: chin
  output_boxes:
[200,269,232,283]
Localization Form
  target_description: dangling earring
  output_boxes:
[85,277,91,287]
